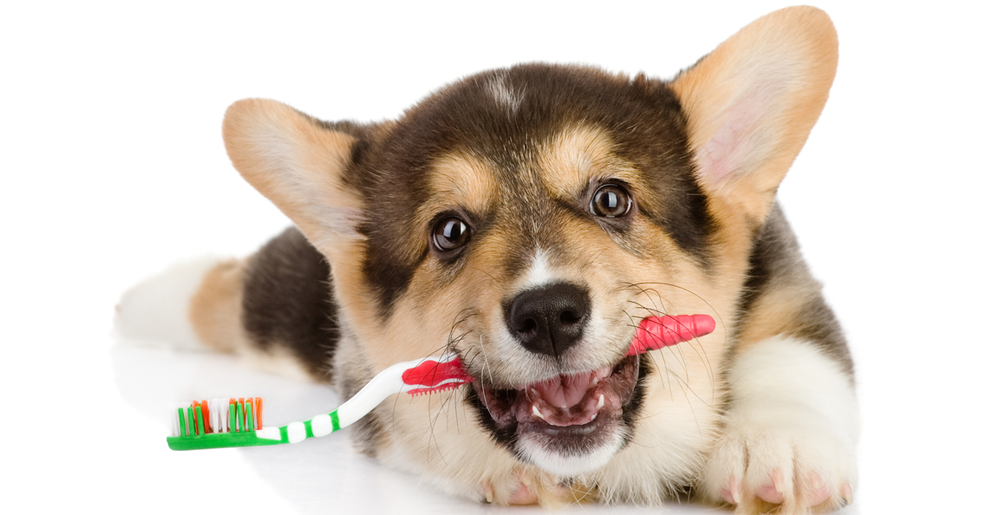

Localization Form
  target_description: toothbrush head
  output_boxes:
[401,353,475,396]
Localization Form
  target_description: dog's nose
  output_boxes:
[505,282,591,357]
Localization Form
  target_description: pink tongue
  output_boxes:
[531,372,592,409]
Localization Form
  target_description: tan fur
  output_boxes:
[671,6,837,223]
[188,258,245,353]
[423,152,498,220]
[223,98,364,254]
[539,124,633,197]
[737,284,821,349]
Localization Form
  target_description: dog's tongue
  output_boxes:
[531,373,589,409]
[530,370,602,409]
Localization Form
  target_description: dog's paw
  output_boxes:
[701,419,855,514]
[480,467,584,507]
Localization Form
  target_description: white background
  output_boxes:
[2,1,998,513]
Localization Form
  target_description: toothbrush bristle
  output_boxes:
[408,383,462,396]
[200,400,212,433]
[174,397,263,436]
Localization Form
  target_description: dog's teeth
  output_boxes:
[596,394,605,410]
[532,404,543,419]
[591,413,597,421]
[591,377,599,386]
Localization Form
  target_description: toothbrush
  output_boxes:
[166,314,715,451]
[166,353,473,450]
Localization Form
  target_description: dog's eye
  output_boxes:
[590,184,632,218]
[432,217,471,252]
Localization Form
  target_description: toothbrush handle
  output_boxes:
[259,361,411,444]
[334,361,410,428]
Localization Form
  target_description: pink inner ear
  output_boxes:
[694,80,779,188]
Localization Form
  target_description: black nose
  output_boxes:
[505,282,591,357]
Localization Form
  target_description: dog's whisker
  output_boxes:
[470,267,502,285]
[477,334,495,385]
[623,310,671,392]
[621,282,725,397]
[419,308,485,467]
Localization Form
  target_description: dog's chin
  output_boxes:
[472,355,641,476]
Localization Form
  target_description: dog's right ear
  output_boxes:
[222,99,363,254]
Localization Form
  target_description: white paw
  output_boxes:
[479,467,578,507]
[702,337,859,514]
[702,418,855,514]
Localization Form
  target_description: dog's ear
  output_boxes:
[672,6,837,223]
[222,99,363,254]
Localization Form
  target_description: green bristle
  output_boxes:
[177,408,186,437]
[194,405,203,435]
[186,406,193,437]
[229,403,236,433]
[237,401,245,432]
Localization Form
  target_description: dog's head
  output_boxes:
[222,6,836,482]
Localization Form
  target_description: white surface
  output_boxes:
[2,1,997,513]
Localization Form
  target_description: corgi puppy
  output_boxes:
[118,6,858,514]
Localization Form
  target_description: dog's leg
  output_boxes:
[701,336,859,514]
[115,227,338,383]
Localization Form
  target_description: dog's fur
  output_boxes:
[118,7,858,514]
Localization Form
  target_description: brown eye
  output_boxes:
[590,184,632,218]
[432,217,471,252]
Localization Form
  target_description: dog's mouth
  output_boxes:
[466,314,712,474]
[471,353,641,465]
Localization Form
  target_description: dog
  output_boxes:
[117,6,858,513]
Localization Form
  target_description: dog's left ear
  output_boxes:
[672,6,837,223]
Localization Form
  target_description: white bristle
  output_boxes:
[207,399,217,433]
[208,398,221,433]
[213,398,228,433]
[170,405,181,437]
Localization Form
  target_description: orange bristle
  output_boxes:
[200,400,211,433]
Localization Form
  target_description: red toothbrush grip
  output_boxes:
[627,314,715,356]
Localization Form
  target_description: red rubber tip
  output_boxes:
[402,357,475,387]
[626,314,716,356]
